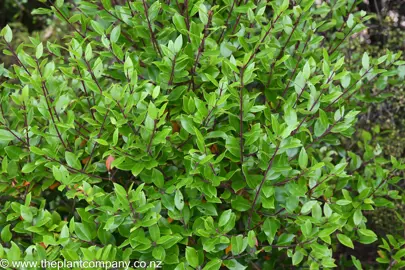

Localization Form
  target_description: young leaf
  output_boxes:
[362,52,369,69]
[110,25,121,43]
[299,148,308,169]
[3,25,13,42]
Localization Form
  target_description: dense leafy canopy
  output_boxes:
[0,0,405,269]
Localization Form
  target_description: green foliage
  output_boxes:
[0,0,404,269]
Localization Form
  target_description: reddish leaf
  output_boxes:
[106,155,115,171]
[49,182,61,190]
[81,156,91,165]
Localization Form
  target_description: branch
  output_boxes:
[217,0,236,43]
[267,14,302,88]
[247,144,280,229]
[244,11,284,67]
[84,59,104,94]
[146,119,158,155]
[37,61,69,150]
[239,67,246,182]
[168,54,177,86]
[141,0,162,57]
[188,10,213,91]
[52,3,85,39]
[83,107,110,171]
[22,102,30,162]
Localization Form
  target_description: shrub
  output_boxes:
[0,0,404,269]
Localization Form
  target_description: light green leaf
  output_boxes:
[65,152,81,170]
[301,201,317,214]
[293,250,304,265]
[298,148,308,169]
[3,25,13,42]
[174,35,183,53]
[175,189,184,211]
[1,224,12,242]
[203,259,222,270]
[231,196,250,212]
[110,25,121,43]
[20,205,33,222]
[218,209,232,227]
[337,234,354,249]
[353,209,363,225]
[85,43,93,61]
[0,129,15,142]
[36,42,43,59]
[173,13,187,33]
[362,52,369,69]
[186,246,199,268]
[75,223,93,242]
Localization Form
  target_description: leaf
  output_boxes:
[186,247,199,268]
[322,60,330,76]
[324,203,332,218]
[21,163,36,173]
[199,4,208,25]
[284,106,297,127]
[263,218,280,241]
[152,86,160,99]
[353,209,362,225]
[1,224,12,242]
[174,35,183,53]
[55,0,64,8]
[173,13,187,33]
[43,61,55,79]
[110,25,121,43]
[20,205,33,223]
[65,152,81,170]
[337,234,354,249]
[203,259,222,270]
[336,199,352,206]
[36,42,43,59]
[247,231,257,248]
[3,25,13,42]
[303,62,310,79]
[301,201,317,214]
[0,129,15,142]
[362,52,369,69]
[231,235,245,255]
[301,219,312,237]
[351,255,363,270]
[175,189,184,210]
[231,196,250,212]
[114,183,128,208]
[85,43,93,61]
[193,127,205,152]
[314,118,327,137]
[106,155,115,171]
[95,139,108,145]
[180,117,195,134]
[55,95,70,114]
[298,148,308,169]
[152,245,165,261]
[75,223,93,242]
[292,251,304,265]
[341,74,351,88]
[218,209,232,227]
[279,0,289,13]
[91,20,104,35]
[152,168,164,188]
[358,229,377,238]
[8,242,21,261]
